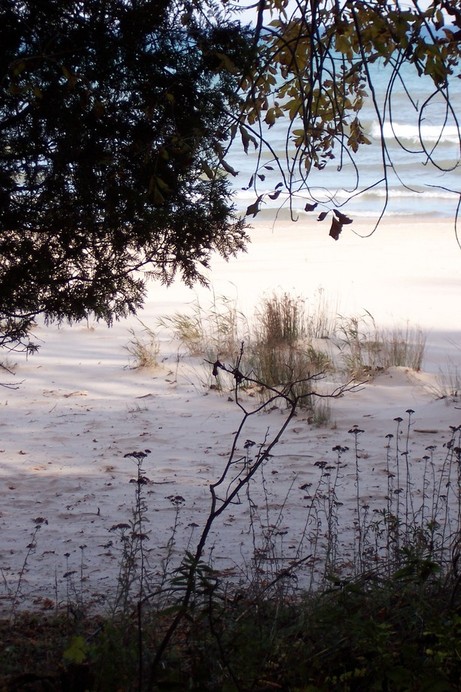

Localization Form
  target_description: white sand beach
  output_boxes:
[1,215,461,614]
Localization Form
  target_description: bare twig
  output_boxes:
[148,345,360,686]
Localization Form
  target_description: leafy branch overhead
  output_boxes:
[0,0,255,346]
[236,0,461,232]
[1,0,461,350]
[319,210,354,241]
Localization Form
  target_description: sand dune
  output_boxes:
[1,216,460,613]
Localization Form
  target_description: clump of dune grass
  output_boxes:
[158,293,249,358]
[305,287,338,339]
[253,291,306,346]
[337,311,426,379]
[249,341,332,413]
[124,322,159,369]
[249,293,333,417]
[142,289,427,422]
[431,360,461,401]
[157,302,204,356]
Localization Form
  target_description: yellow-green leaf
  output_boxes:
[63,636,88,665]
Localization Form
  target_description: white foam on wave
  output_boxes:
[371,120,460,145]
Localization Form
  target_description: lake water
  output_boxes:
[227,58,461,219]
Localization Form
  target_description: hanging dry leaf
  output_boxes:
[329,216,343,240]
[245,195,263,217]
[333,209,353,225]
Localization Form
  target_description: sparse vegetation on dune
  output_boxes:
[2,333,461,689]
[154,289,427,381]
[124,322,160,370]
[149,290,428,426]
